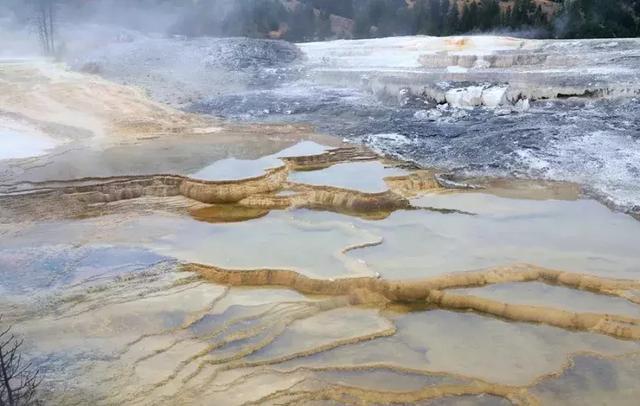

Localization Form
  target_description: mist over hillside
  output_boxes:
[2,0,639,44]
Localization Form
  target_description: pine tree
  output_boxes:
[479,0,500,30]
[439,0,451,32]
[445,0,460,34]
[315,9,332,40]
[501,5,512,27]
[460,3,472,32]
[471,1,480,31]
[426,0,443,35]
[511,0,534,27]
[556,0,638,38]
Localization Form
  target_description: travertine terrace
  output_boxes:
[1,61,640,405]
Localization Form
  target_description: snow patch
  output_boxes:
[516,98,531,112]
[414,109,442,121]
[481,86,508,108]
[366,133,410,144]
[515,130,640,210]
[446,86,483,109]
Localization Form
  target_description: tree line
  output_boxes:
[172,0,639,41]
[4,0,639,55]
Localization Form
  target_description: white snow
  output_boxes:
[366,133,410,144]
[446,86,484,109]
[512,130,640,210]
[516,98,531,112]
[481,86,508,108]
[444,85,508,109]
[547,131,640,209]
[414,109,442,121]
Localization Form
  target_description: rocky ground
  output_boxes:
[201,36,640,215]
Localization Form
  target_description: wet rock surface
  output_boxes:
[59,32,640,214]
[2,52,640,405]
[2,135,640,404]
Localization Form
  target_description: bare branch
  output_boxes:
[0,315,41,405]
[30,0,58,56]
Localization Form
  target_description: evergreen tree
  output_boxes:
[511,0,535,27]
[353,7,372,38]
[501,5,513,27]
[285,2,316,41]
[439,0,451,30]
[479,0,500,30]
[42,0,640,41]
[533,5,545,26]
[556,0,638,38]
[395,4,418,35]
[315,9,332,39]
[311,0,354,19]
[469,1,479,31]
[425,0,444,35]
[460,4,471,32]
[445,0,460,35]
[459,2,479,32]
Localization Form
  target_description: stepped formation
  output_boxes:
[1,60,640,405]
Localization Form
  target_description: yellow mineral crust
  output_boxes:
[180,166,290,204]
[248,381,539,406]
[1,156,424,220]
[0,62,208,140]
[281,146,378,171]
[185,263,640,340]
[384,170,443,197]
[283,183,412,219]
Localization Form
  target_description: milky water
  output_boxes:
[276,309,640,386]
[191,157,283,181]
[0,128,58,160]
[453,282,640,319]
[288,160,408,193]
[191,141,328,181]
[2,171,640,404]
[342,192,640,279]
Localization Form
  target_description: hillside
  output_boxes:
[3,0,638,42]
[269,0,637,40]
